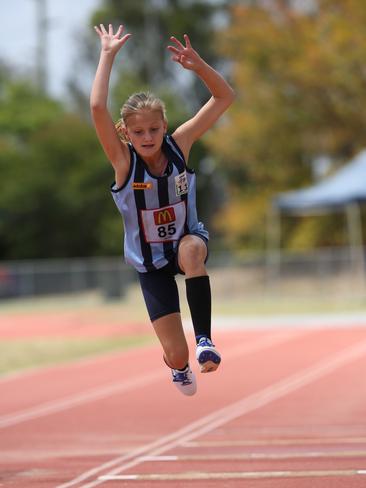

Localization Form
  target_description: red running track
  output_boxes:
[1,324,366,487]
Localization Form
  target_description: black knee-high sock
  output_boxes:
[185,275,211,343]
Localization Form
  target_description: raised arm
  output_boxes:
[168,34,235,160]
[90,24,132,186]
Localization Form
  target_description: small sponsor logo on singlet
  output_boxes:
[153,207,176,225]
[175,171,188,196]
[133,182,153,190]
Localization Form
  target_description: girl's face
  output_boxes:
[124,110,167,161]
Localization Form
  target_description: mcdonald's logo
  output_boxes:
[153,207,176,225]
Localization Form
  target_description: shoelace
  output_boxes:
[172,370,192,385]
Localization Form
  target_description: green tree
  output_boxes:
[0,2,234,260]
[89,0,229,97]
[210,0,366,250]
[0,72,121,259]
[84,0,233,239]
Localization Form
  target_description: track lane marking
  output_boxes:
[54,329,308,488]
[0,370,165,429]
[70,338,366,487]
[98,469,366,481]
[0,329,299,429]
[139,450,366,461]
[183,437,366,447]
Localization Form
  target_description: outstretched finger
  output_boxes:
[115,24,124,38]
[100,24,108,35]
[119,33,132,46]
[183,34,192,48]
[108,23,113,35]
[169,36,185,50]
[94,25,103,37]
[167,45,180,56]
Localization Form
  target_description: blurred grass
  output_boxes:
[1,273,366,377]
[2,271,366,319]
[211,296,366,316]
[0,335,155,376]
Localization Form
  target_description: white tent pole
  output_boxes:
[266,205,281,287]
[345,203,365,290]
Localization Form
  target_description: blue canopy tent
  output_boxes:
[267,150,366,282]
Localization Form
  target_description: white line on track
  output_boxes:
[208,313,366,330]
[63,338,366,487]
[183,437,366,446]
[0,329,298,429]
[98,469,366,481]
[0,369,164,429]
[139,450,366,461]
[54,329,307,488]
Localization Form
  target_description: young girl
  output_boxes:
[91,23,235,396]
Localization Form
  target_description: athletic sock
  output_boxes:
[177,364,189,372]
[185,275,211,344]
[163,356,188,371]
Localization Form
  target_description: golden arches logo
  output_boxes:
[153,207,176,225]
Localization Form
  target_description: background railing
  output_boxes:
[0,257,134,301]
[1,247,365,303]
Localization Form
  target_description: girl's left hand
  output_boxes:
[167,34,204,71]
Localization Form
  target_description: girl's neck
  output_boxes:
[143,150,168,177]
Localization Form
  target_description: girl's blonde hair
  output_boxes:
[115,92,167,142]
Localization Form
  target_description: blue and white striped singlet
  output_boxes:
[111,134,209,273]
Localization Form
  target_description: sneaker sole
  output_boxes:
[172,370,197,396]
[176,384,197,396]
[197,350,221,373]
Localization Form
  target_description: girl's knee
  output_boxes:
[178,236,207,272]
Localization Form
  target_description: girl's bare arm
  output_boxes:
[90,24,131,185]
[169,35,235,160]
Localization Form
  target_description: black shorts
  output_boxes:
[138,260,180,322]
[138,234,208,323]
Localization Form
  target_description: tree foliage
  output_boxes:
[90,0,229,97]
[0,71,121,259]
[4,1,364,259]
[210,0,366,249]
[87,0,232,244]
[0,1,229,260]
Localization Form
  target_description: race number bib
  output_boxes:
[140,201,186,243]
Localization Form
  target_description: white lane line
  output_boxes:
[98,469,366,481]
[139,450,366,461]
[55,329,306,488]
[77,338,366,487]
[0,370,165,429]
[209,313,366,329]
[1,329,298,429]
[182,437,366,447]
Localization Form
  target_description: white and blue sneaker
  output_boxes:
[171,364,197,396]
[196,337,221,373]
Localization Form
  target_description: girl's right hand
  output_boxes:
[94,24,131,55]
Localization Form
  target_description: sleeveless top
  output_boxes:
[111,134,209,273]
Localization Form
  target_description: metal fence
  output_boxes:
[208,246,366,300]
[0,247,365,301]
[0,257,134,300]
